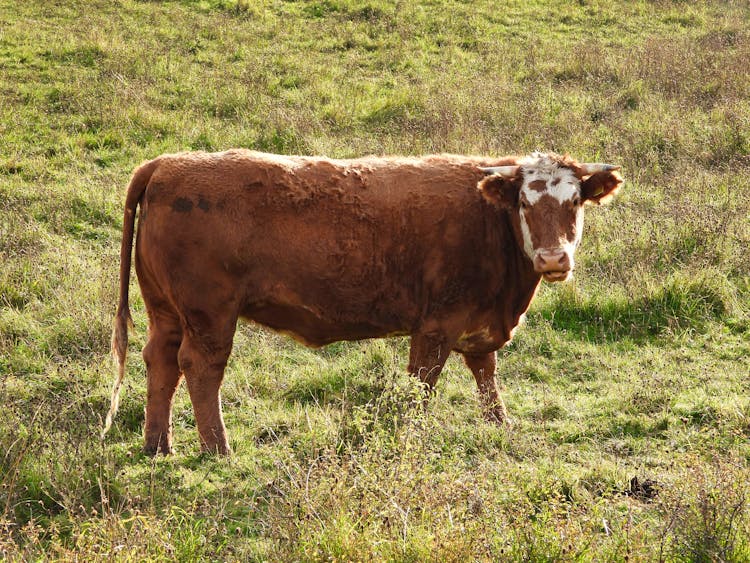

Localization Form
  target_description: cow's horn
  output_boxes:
[481,165,520,178]
[579,163,621,175]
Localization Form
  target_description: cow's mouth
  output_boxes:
[542,270,571,282]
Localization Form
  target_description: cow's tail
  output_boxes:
[101,158,160,440]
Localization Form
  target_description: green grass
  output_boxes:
[1,0,750,560]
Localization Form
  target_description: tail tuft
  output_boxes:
[101,309,131,439]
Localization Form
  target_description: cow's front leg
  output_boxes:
[178,319,236,456]
[463,351,509,425]
[408,330,453,396]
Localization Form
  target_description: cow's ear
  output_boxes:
[478,175,519,210]
[581,170,623,205]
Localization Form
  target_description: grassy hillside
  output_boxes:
[1,0,749,559]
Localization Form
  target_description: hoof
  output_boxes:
[143,443,173,456]
[200,442,232,456]
[484,408,513,427]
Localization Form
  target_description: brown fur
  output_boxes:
[524,194,580,251]
[104,149,620,454]
[528,179,548,192]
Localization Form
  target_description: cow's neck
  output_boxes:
[492,210,542,341]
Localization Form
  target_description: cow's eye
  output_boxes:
[520,200,528,210]
[572,197,581,207]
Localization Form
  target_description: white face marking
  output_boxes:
[574,206,584,243]
[562,241,578,272]
[565,206,584,251]
[519,210,534,260]
[519,154,580,206]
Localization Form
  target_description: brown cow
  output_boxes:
[102,150,622,455]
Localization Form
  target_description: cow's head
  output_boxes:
[478,152,622,282]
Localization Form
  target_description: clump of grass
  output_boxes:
[658,460,750,561]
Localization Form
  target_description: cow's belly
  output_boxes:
[243,302,409,347]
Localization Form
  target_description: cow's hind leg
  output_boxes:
[142,313,183,455]
[462,352,509,425]
[178,313,237,455]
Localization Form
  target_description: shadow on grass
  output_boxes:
[536,273,741,343]
[282,368,391,407]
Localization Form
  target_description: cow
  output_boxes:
[102,150,622,455]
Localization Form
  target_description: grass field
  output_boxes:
[1,0,749,560]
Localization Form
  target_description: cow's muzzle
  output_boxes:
[533,248,573,282]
